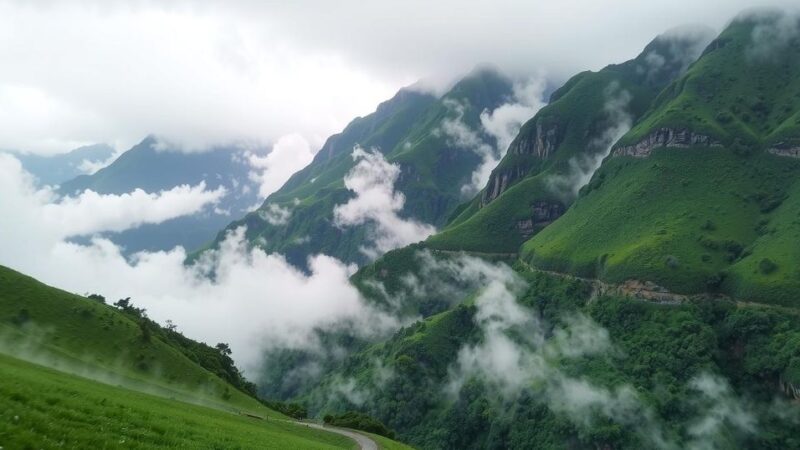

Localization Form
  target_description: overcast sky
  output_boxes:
[1,0,795,155]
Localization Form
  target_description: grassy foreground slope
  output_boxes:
[521,12,800,306]
[0,353,355,450]
[0,264,264,411]
[427,27,714,253]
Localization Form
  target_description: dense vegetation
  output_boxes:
[323,411,396,439]
[304,261,800,449]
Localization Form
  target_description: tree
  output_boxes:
[114,297,131,310]
[216,343,232,356]
[165,319,177,332]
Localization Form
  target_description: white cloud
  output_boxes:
[0,152,398,371]
[0,153,225,241]
[43,182,226,236]
[247,133,315,199]
[440,253,758,449]
[0,2,399,154]
[546,82,633,200]
[4,2,798,156]
[258,203,292,226]
[440,77,546,196]
[333,147,436,258]
[76,149,123,175]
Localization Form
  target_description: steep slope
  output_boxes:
[0,264,261,409]
[59,136,262,254]
[427,27,715,253]
[10,143,115,186]
[522,11,800,306]
[215,68,517,268]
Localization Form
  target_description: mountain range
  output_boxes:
[4,7,800,450]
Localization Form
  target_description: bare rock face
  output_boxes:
[481,121,562,206]
[780,376,800,400]
[506,121,561,159]
[481,165,528,207]
[612,128,721,157]
[515,201,565,239]
[768,142,800,158]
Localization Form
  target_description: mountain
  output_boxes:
[521,11,800,306]
[214,68,520,268]
[11,143,115,186]
[257,12,800,450]
[426,26,715,253]
[58,136,263,254]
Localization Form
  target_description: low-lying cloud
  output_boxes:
[247,133,315,199]
[0,154,399,371]
[441,254,758,449]
[547,81,633,200]
[333,147,436,259]
[440,78,546,196]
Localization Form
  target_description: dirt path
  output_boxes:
[290,421,378,450]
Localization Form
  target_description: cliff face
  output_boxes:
[480,120,562,206]
[516,201,565,239]
[613,128,721,157]
[768,142,800,158]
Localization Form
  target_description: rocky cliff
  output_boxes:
[613,128,721,157]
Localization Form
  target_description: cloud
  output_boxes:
[247,133,315,199]
[439,78,546,196]
[0,153,399,372]
[5,2,799,155]
[258,203,292,226]
[439,254,759,449]
[546,81,633,200]
[0,153,225,240]
[333,147,436,258]
[745,9,800,62]
[43,183,226,236]
[75,149,123,175]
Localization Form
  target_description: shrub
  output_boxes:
[759,258,778,275]
[323,411,395,439]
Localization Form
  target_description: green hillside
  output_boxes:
[522,12,800,306]
[0,353,355,449]
[214,68,516,268]
[0,264,265,412]
[427,27,715,253]
[0,265,418,448]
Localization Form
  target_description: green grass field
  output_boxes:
[0,352,356,449]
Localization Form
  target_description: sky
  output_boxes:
[0,0,795,155]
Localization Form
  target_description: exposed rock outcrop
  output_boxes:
[768,142,800,158]
[508,121,562,158]
[780,376,800,400]
[481,165,528,206]
[612,128,721,158]
[516,201,564,239]
[481,121,563,206]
